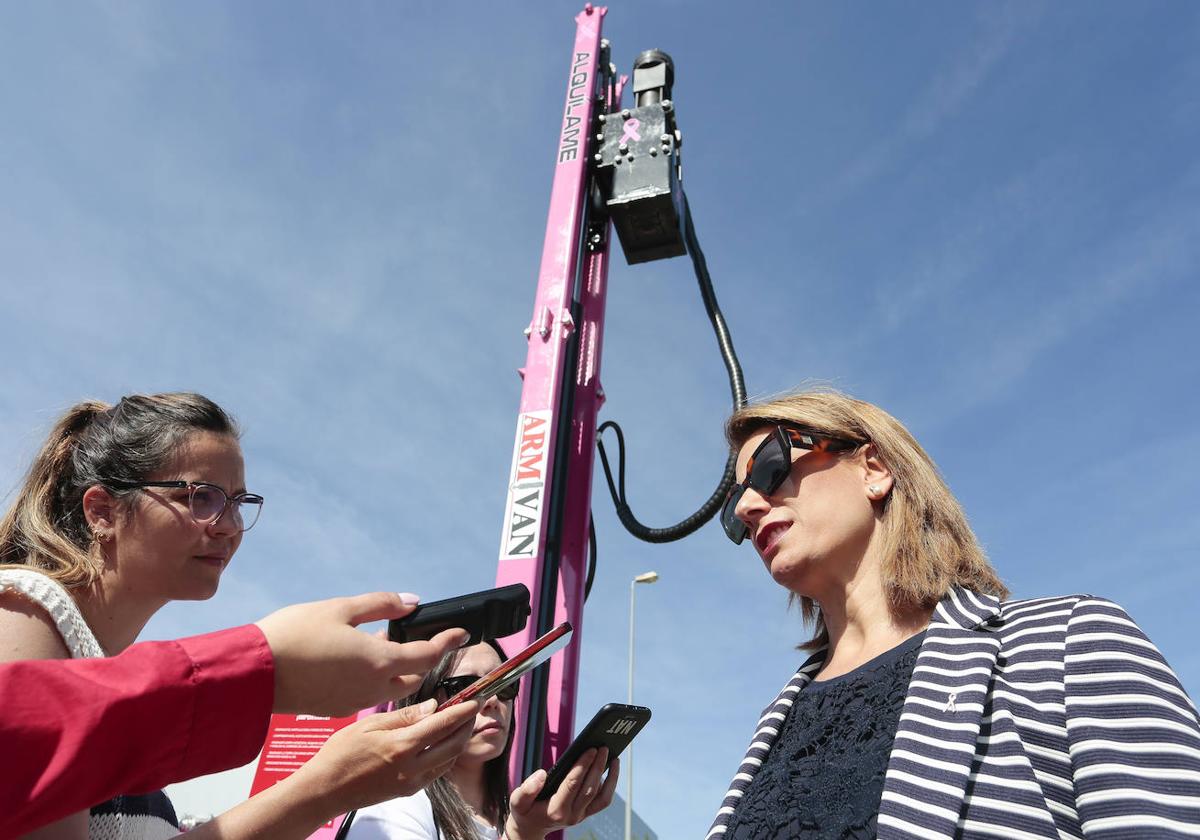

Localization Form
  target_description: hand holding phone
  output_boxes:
[436,622,572,711]
[388,584,531,646]
[536,703,650,800]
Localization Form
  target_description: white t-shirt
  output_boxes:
[348,790,499,840]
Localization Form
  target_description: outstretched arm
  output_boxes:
[4,591,468,837]
[185,700,479,840]
[0,624,272,837]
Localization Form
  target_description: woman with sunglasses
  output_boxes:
[347,640,619,840]
[709,389,1200,839]
[0,393,479,840]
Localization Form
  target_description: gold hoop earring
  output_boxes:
[91,527,111,544]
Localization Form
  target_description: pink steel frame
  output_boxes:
[494,4,623,793]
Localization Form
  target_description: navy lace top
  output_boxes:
[723,631,926,839]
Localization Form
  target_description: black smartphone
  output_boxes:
[388,584,531,645]
[537,702,651,800]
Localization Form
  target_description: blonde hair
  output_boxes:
[0,393,239,589]
[726,388,1007,649]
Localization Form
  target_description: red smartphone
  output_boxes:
[436,621,572,711]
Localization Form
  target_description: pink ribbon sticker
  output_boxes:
[620,118,641,144]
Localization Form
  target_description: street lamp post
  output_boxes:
[626,571,659,840]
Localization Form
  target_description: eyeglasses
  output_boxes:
[102,479,264,533]
[721,426,860,545]
[435,674,519,703]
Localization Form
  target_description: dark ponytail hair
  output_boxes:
[0,393,239,588]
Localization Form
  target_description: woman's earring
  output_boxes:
[91,527,110,544]
[868,485,880,498]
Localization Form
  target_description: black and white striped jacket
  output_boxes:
[708,587,1200,838]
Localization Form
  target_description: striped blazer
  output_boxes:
[708,587,1200,838]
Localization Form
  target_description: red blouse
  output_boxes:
[1,624,274,837]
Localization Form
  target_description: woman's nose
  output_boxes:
[207,506,241,538]
[734,484,771,527]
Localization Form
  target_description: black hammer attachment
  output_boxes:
[594,50,687,265]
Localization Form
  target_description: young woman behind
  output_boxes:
[348,640,619,840]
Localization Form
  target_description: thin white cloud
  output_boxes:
[805,3,1043,211]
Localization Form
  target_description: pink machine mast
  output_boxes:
[494,3,746,803]
[493,4,616,787]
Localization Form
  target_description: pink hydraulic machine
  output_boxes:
[493,3,747,796]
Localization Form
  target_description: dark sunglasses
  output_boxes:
[721,426,861,545]
[435,674,519,702]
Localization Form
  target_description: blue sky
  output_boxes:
[2,2,1198,837]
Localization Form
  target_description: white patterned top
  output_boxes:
[0,567,105,658]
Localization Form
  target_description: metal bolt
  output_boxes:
[661,133,671,142]
[622,109,631,119]
[598,113,607,123]
[615,157,622,165]
[593,153,603,162]
[591,233,602,244]
[662,99,673,112]
[523,326,532,337]
[618,142,628,153]
[649,147,658,156]
[626,154,634,162]
[596,133,604,142]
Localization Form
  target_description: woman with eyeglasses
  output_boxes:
[708,389,1200,839]
[346,640,619,840]
[0,393,479,840]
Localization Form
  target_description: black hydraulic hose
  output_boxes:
[683,195,746,409]
[596,196,747,543]
[584,515,597,600]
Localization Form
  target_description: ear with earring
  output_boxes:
[91,527,111,544]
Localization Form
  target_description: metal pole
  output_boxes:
[626,578,635,840]
[624,571,656,840]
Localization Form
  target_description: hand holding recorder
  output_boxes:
[255,591,471,717]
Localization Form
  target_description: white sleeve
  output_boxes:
[344,791,439,840]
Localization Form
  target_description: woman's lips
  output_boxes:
[194,554,228,567]
[474,721,502,736]
[756,521,791,557]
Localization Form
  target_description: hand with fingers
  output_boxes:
[505,749,621,840]
[289,698,482,824]
[255,592,470,717]
[183,698,481,839]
